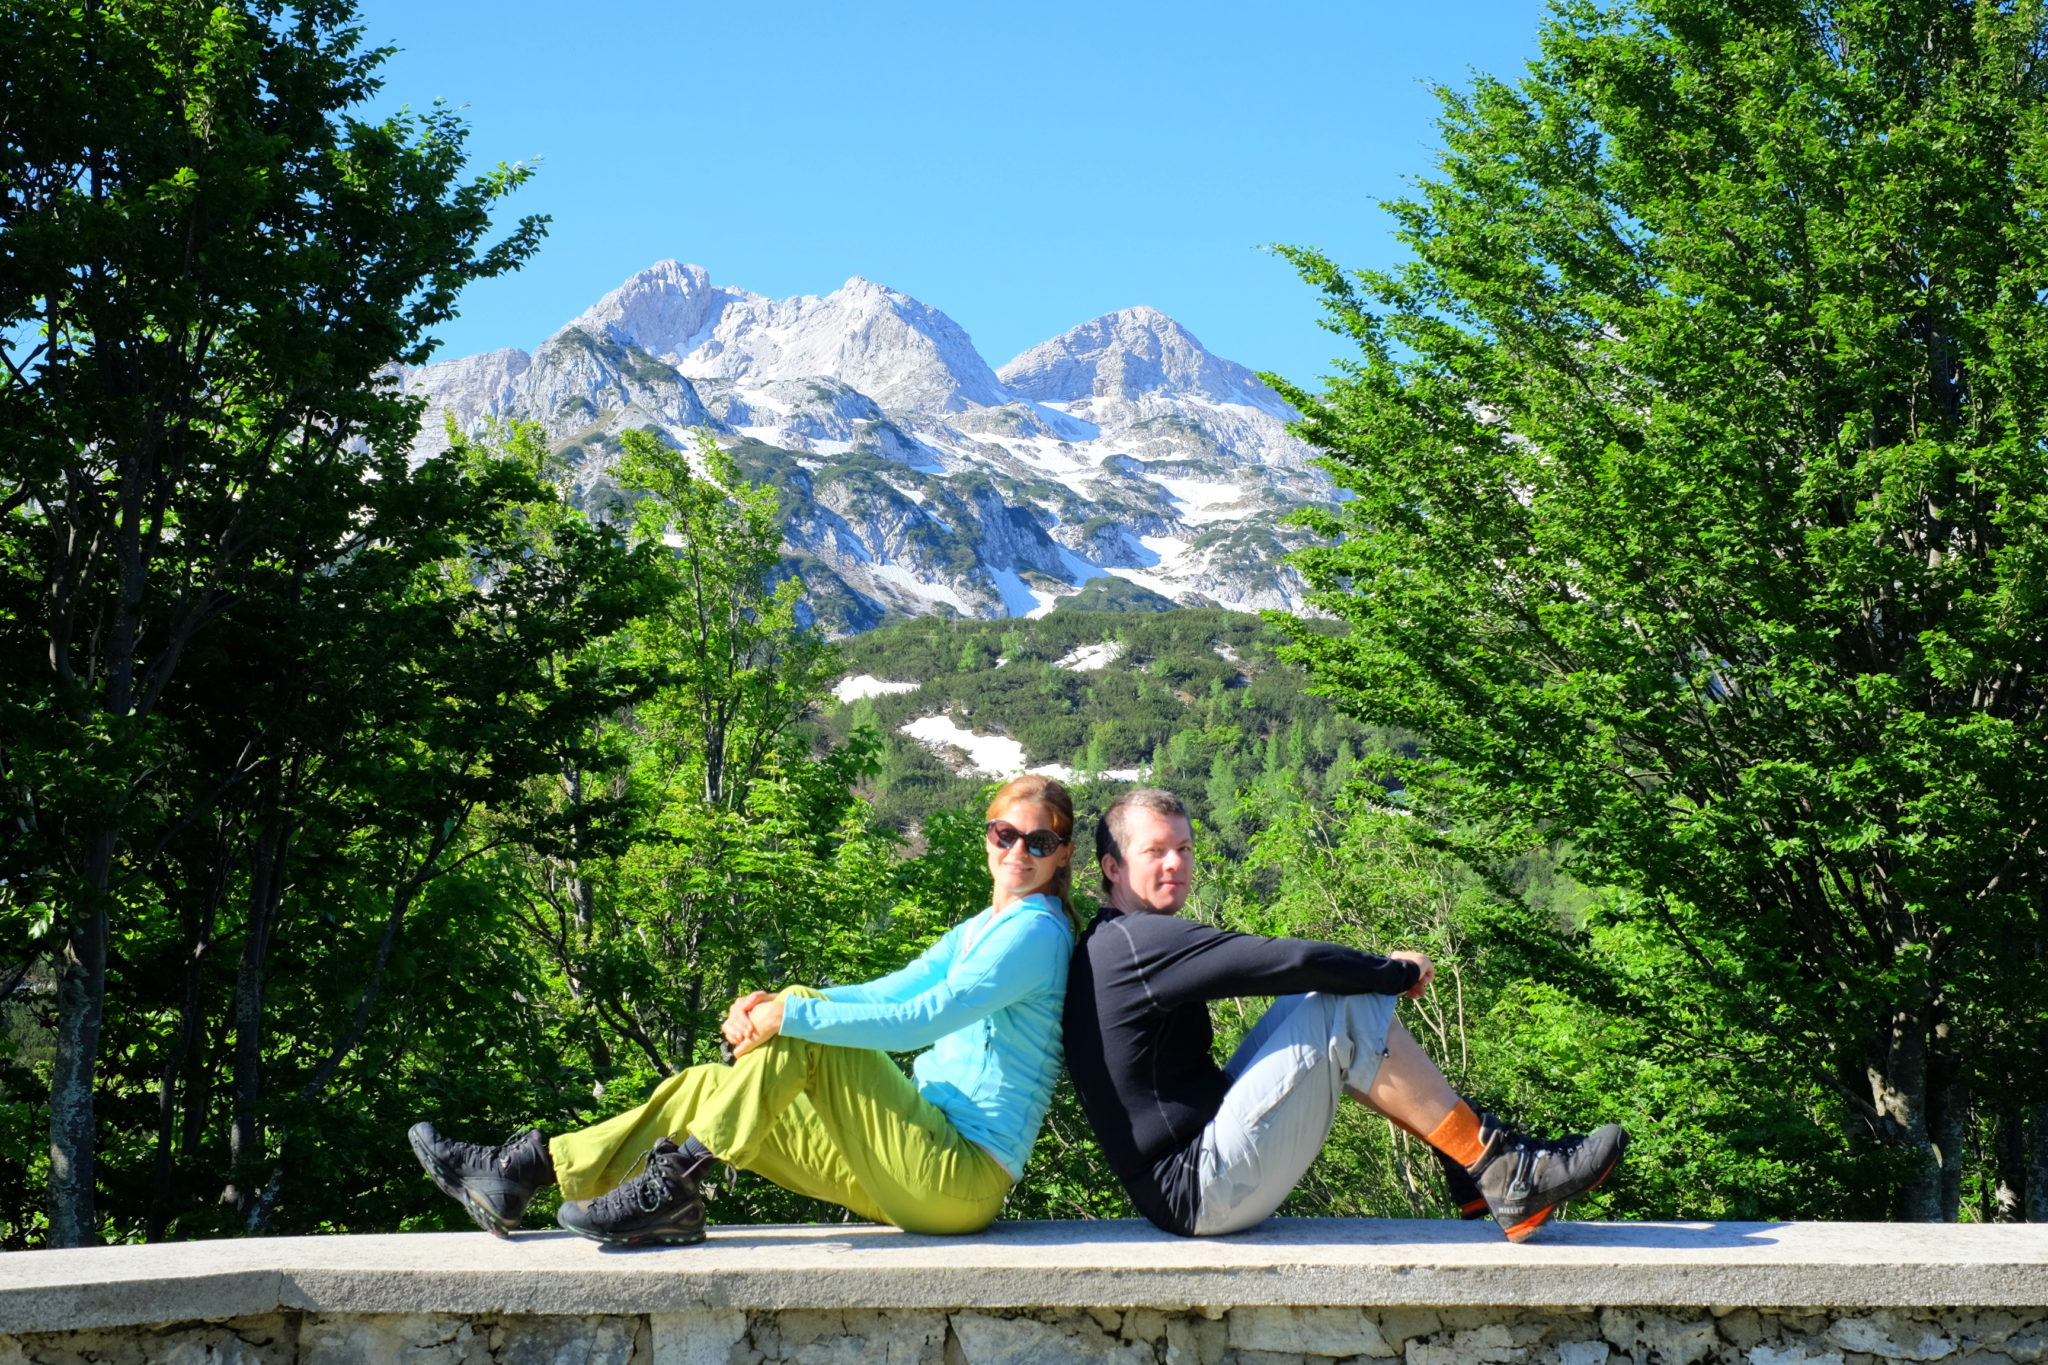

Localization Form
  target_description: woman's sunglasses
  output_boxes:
[986,820,1070,858]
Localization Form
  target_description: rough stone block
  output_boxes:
[649,1311,747,1365]
[1376,1310,1445,1347]
[1408,1322,1526,1365]
[1164,1315,1226,1365]
[1440,1309,1505,1333]
[1121,1308,1168,1343]
[2007,1333,2048,1365]
[1556,1342,1612,1365]
[8,1316,297,1365]
[301,1313,477,1364]
[1600,1311,1719,1365]
[1746,1346,1845,1365]
[476,1315,640,1365]
[751,1310,942,1365]
[948,1311,1151,1365]
[1230,1307,1395,1359]
[1825,1313,1957,1362]
[1716,1312,1766,1351]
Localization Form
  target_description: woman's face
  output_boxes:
[985,798,1073,908]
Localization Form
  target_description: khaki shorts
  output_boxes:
[1190,991,1398,1236]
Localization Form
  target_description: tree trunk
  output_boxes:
[2029,1103,2048,1224]
[46,829,114,1247]
[565,765,597,932]
[1930,1060,1964,1223]
[1864,1008,1946,1221]
[147,850,222,1242]
[1993,1108,2027,1222]
[221,819,287,1214]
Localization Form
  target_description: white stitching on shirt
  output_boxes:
[1107,916,1179,1151]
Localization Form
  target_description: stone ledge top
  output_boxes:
[4,1219,2047,1335]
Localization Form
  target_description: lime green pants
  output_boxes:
[547,988,1013,1234]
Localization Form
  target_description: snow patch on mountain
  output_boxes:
[1055,641,1125,671]
[833,675,922,702]
[898,714,1139,782]
[900,715,1033,778]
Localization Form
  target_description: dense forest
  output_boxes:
[813,603,1405,848]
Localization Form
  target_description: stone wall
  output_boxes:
[8,1304,2046,1365]
[7,1221,2046,1364]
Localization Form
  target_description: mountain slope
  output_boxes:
[401,262,1332,631]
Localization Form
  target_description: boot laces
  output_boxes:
[434,1133,501,1177]
[1508,1144,1537,1198]
[589,1145,686,1219]
[1507,1132,1585,1198]
[493,1131,538,1178]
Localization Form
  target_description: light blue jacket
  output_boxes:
[778,892,1072,1179]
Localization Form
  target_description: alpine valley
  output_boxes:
[399,262,1334,633]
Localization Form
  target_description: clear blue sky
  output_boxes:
[355,0,1550,390]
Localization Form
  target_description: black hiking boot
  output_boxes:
[1467,1114,1628,1242]
[555,1137,709,1247]
[408,1122,554,1238]
[1433,1145,1489,1220]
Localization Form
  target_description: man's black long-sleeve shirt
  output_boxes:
[1063,907,1421,1235]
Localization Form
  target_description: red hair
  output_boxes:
[986,775,1078,928]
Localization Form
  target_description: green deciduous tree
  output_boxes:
[1,0,543,1243]
[1273,0,2048,1219]
[489,428,886,1105]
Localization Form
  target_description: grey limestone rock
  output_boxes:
[1228,1306,1396,1358]
[947,1310,1152,1365]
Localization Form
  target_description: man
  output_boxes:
[1063,788,1626,1240]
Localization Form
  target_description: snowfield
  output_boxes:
[898,715,1141,784]
[1155,476,1246,524]
[832,675,922,702]
[1054,641,1125,671]
[899,715,1033,777]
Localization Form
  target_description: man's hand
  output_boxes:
[722,990,773,1049]
[1387,950,1435,999]
[732,995,785,1058]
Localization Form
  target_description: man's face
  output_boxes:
[1102,808,1195,915]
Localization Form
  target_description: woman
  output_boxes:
[408,775,1078,1245]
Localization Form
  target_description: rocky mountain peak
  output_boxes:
[607,267,1011,414]
[563,259,739,361]
[998,306,1293,415]
[400,263,1331,631]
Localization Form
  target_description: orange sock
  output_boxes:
[1424,1101,1486,1168]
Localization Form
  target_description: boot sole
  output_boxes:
[408,1124,519,1239]
[560,1223,707,1248]
[1500,1133,1629,1243]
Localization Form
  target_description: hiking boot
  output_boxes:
[555,1137,708,1247]
[408,1122,554,1238]
[1433,1145,1488,1220]
[1468,1115,1628,1242]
